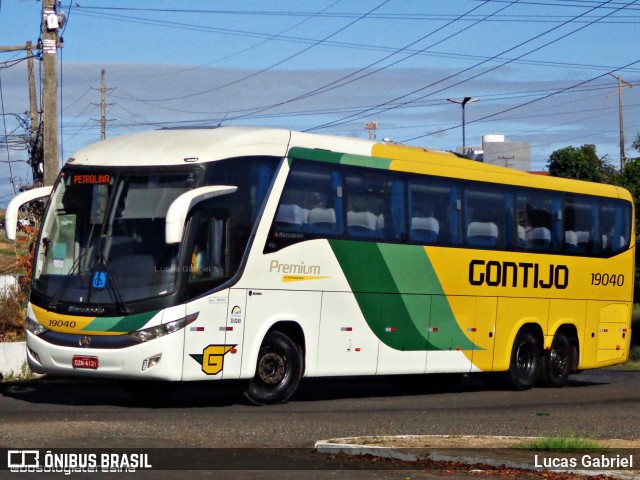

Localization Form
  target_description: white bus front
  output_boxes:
[25,157,279,382]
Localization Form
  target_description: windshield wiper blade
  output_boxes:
[48,246,93,310]
[95,254,131,315]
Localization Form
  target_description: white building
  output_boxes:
[456,134,531,172]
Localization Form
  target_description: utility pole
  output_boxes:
[27,41,43,187]
[608,73,633,170]
[41,0,61,187]
[26,42,39,136]
[93,69,113,140]
[100,69,106,140]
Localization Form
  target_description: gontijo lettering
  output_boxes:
[469,259,569,289]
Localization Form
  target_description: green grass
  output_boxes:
[0,362,38,382]
[609,345,640,370]
[516,434,607,453]
[611,306,640,369]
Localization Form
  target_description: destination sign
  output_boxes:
[71,174,111,185]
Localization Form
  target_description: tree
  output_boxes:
[547,143,640,292]
[615,157,640,199]
[546,144,616,183]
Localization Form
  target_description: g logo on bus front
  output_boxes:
[201,345,235,375]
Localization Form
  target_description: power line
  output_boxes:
[115,0,393,103]
[0,73,17,194]
[223,0,504,122]
[306,0,635,132]
[70,3,640,17]
[400,57,640,143]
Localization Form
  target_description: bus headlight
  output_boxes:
[26,315,48,336]
[129,312,199,343]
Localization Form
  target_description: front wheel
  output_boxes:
[539,332,573,388]
[507,329,540,391]
[244,331,302,405]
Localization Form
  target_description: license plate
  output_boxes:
[72,355,99,369]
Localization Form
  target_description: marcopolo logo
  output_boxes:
[469,259,569,289]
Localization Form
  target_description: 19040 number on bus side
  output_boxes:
[591,273,624,286]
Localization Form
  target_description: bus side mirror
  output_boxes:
[165,185,237,244]
[4,186,53,241]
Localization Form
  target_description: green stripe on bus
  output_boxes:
[329,240,479,351]
[288,147,392,170]
[82,310,159,333]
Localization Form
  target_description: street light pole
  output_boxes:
[447,97,479,156]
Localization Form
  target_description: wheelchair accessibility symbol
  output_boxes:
[92,271,107,289]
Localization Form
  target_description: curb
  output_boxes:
[314,435,639,480]
[0,341,27,379]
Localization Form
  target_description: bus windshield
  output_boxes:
[33,168,199,307]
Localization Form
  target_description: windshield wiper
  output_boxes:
[93,253,131,315]
[48,246,93,310]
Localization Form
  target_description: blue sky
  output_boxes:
[1,0,640,207]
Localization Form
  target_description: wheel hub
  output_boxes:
[258,352,286,385]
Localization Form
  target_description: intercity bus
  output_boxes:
[5,127,634,404]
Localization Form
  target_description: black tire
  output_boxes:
[540,332,572,388]
[244,331,302,405]
[507,329,540,391]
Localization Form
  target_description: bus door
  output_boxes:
[182,214,244,380]
[183,291,231,381]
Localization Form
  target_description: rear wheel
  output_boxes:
[244,331,302,405]
[540,332,572,388]
[508,329,540,390]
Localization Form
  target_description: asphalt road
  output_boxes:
[1,370,639,479]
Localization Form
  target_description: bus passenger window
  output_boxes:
[271,161,342,240]
[564,196,596,254]
[517,194,553,252]
[601,200,631,255]
[408,179,455,245]
[344,171,403,242]
[464,187,504,248]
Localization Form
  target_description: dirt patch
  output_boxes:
[327,434,640,449]
[319,435,640,479]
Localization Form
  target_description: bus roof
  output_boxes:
[67,126,375,168]
[65,126,631,202]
